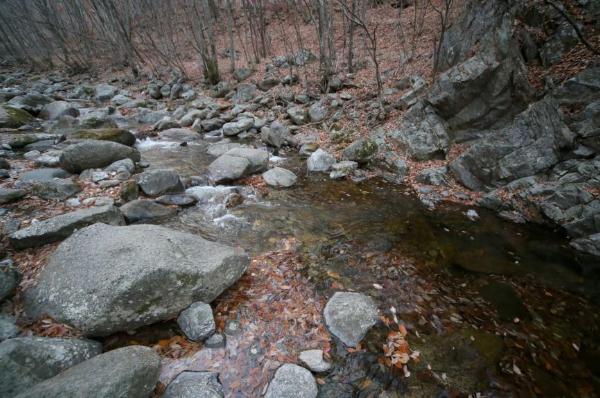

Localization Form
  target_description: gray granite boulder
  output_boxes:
[323,292,379,347]
[60,140,140,173]
[137,169,183,196]
[0,337,101,397]
[263,167,297,187]
[265,364,318,398]
[15,346,160,398]
[23,223,249,335]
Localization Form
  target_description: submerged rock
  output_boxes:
[24,223,249,335]
[14,346,160,398]
[323,292,379,347]
[0,337,101,397]
[10,205,124,249]
[265,364,318,398]
[164,371,224,398]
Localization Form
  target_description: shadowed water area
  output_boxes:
[104,140,600,397]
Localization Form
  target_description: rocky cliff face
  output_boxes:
[387,0,600,261]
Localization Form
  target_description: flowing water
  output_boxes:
[116,139,600,397]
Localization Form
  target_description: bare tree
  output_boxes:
[338,0,384,113]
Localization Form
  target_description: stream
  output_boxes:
[107,138,600,397]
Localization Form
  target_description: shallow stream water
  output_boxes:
[120,139,600,397]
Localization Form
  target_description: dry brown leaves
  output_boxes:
[27,317,82,338]
[152,336,201,359]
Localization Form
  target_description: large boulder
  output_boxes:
[10,205,124,249]
[71,128,136,146]
[264,364,318,398]
[430,0,533,130]
[0,105,34,128]
[24,223,249,335]
[164,371,224,398]
[323,292,379,347]
[15,346,160,398]
[137,169,183,196]
[450,99,575,190]
[0,337,101,397]
[387,101,449,160]
[60,140,140,173]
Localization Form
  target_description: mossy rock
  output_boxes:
[0,106,33,128]
[72,128,136,146]
[343,138,378,164]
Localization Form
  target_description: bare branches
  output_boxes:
[544,0,600,56]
